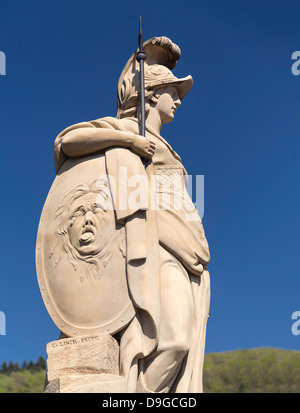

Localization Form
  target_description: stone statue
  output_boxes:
[36,36,211,393]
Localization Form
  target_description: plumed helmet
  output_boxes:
[117,36,193,118]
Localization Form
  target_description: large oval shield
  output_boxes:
[36,153,135,337]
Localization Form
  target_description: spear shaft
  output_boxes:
[136,17,147,137]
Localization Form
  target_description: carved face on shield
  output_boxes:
[54,178,115,269]
[67,192,114,257]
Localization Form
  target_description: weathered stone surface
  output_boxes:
[61,374,125,393]
[44,379,60,393]
[44,374,125,393]
[46,333,119,383]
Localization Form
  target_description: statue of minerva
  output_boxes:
[36,35,211,393]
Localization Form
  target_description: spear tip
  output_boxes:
[138,16,143,51]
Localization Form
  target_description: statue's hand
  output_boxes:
[131,135,156,159]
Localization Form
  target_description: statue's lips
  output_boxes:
[80,227,95,244]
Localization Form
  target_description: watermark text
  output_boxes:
[95,169,205,222]
[291,51,300,75]
[0,311,6,335]
[291,311,300,336]
[0,51,6,76]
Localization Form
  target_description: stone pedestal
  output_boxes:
[44,333,125,393]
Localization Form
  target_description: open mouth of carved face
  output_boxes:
[80,226,95,244]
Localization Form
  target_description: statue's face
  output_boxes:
[67,193,114,256]
[155,86,181,124]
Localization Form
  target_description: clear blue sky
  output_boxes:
[1,0,300,366]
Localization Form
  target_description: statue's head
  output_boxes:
[117,36,193,120]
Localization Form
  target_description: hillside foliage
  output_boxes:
[0,356,46,393]
[203,347,300,393]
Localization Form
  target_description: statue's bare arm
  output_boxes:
[61,127,155,159]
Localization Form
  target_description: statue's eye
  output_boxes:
[73,207,85,216]
[92,203,102,213]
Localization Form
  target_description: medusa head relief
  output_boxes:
[50,177,125,282]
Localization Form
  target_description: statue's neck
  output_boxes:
[146,109,162,136]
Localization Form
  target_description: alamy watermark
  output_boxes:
[0,311,6,335]
[0,51,6,75]
[291,51,300,75]
[291,311,300,336]
[94,169,205,222]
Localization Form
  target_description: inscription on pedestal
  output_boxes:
[50,334,102,348]
[46,333,119,383]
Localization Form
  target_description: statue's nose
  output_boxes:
[175,98,181,108]
[84,211,95,226]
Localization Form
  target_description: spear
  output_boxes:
[136,16,147,138]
